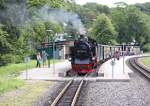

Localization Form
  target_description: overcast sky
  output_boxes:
[75,0,150,7]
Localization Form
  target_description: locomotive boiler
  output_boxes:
[70,35,98,74]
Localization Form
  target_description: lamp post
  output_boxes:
[122,43,125,74]
[46,29,56,74]
[53,33,55,75]
[46,30,53,68]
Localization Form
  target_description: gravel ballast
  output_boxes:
[34,81,67,106]
[34,61,150,106]
[79,70,150,106]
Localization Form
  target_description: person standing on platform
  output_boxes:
[114,51,117,61]
[42,51,48,67]
[114,50,120,61]
[36,52,42,68]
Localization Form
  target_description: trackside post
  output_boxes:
[24,56,30,80]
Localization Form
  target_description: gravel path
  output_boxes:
[79,66,150,106]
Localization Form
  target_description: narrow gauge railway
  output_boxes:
[50,76,86,106]
[69,35,141,75]
[129,56,150,80]
[41,34,141,76]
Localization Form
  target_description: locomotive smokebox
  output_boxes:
[79,34,88,42]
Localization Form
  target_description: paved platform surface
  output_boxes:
[18,55,145,81]
[98,56,132,80]
[98,54,150,81]
[18,60,71,80]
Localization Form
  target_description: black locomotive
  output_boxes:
[70,35,98,74]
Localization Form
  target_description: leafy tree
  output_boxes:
[27,0,47,8]
[0,24,13,65]
[76,3,110,28]
[0,25,11,53]
[111,6,150,48]
[27,0,67,9]
[136,2,150,14]
[114,2,128,8]
[90,14,117,44]
[143,43,150,51]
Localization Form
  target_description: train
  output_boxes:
[70,35,98,74]
[69,35,141,75]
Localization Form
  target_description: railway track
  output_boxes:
[129,57,150,80]
[50,76,86,106]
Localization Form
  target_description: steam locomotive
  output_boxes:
[69,35,141,75]
[70,35,98,74]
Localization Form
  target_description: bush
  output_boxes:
[0,54,23,66]
[143,43,150,52]
[0,54,13,66]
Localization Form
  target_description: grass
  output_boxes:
[0,59,61,94]
[0,60,36,94]
[0,78,24,94]
[140,57,150,68]
[0,60,36,76]
[0,80,52,106]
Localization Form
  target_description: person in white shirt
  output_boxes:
[36,52,42,68]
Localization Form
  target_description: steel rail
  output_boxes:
[129,57,150,80]
[50,74,87,106]
[50,80,73,106]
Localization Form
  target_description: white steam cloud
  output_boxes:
[0,3,85,35]
[37,5,86,34]
[0,1,28,26]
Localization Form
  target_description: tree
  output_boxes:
[136,2,150,14]
[0,24,12,66]
[27,0,66,9]
[111,6,150,48]
[76,3,110,28]
[90,14,117,44]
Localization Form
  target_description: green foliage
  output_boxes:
[0,0,65,66]
[143,43,150,51]
[76,3,110,28]
[0,78,23,94]
[140,57,150,68]
[27,0,47,8]
[0,25,11,53]
[0,25,12,66]
[0,0,5,9]
[111,6,150,47]
[0,0,150,66]
[65,21,78,39]
[90,14,117,44]
[0,60,36,93]
[27,0,65,9]
[44,21,64,34]
[136,2,150,14]
[0,60,36,76]
[22,19,64,49]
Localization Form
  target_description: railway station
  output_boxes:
[0,0,150,106]
[19,45,140,81]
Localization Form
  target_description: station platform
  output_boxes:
[18,55,144,81]
[98,56,132,81]
[18,60,71,80]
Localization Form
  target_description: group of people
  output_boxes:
[109,50,121,61]
[114,50,120,60]
[113,49,130,60]
[36,51,48,68]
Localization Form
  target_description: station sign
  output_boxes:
[111,60,116,66]
[24,56,30,63]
